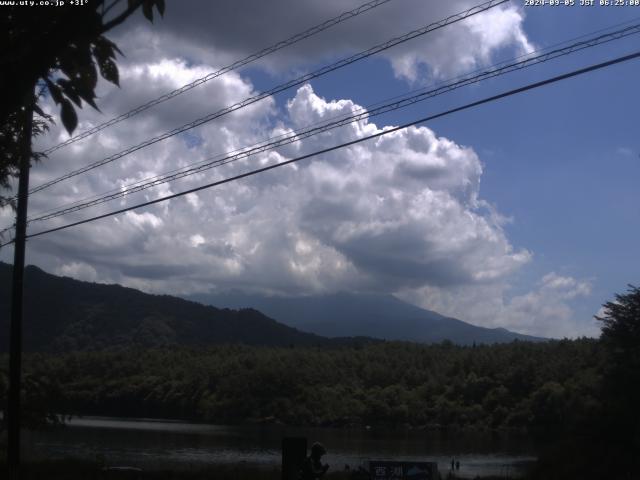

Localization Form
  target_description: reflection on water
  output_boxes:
[23,417,536,478]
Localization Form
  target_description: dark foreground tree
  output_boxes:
[0,0,165,208]
[0,98,51,210]
[597,284,640,370]
[0,1,167,461]
[530,287,640,480]
[596,284,640,476]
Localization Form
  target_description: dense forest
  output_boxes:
[0,339,602,430]
[0,264,343,353]
[1,286,639,479]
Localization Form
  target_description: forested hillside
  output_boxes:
[0,263,542,353]
[0,263,367,352]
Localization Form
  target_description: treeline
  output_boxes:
[0,339,603,433]
[3,284,639,479]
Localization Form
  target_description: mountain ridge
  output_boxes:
[0,262,377,352]
[0,262,544,352]
[188,290,546,345]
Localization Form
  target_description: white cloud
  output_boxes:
[388,4,534,82]
[124,211,163,230]
[56,261,98,283]
[0,2,584,338]
[398,272,596,338]
[113,0,533,84]
[540,272,591,298]
[8,83,531,302]
[190,234,205,247]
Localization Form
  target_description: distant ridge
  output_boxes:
[0,262,544,352]
[0,263,375,353]
[189,291,546,345]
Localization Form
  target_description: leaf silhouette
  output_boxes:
[60,99,78,134]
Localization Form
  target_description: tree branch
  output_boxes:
[100,0,144,34]
[102,0,124,20]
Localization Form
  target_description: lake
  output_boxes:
[22,417,536,478]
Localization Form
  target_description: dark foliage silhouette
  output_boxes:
[0,0,165,208]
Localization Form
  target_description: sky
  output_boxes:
[1,0,639,338]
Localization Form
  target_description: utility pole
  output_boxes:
[7,92,34,479]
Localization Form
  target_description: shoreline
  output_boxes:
[56,413,529,435]
[0,459,525,480]
[4,416,537,479]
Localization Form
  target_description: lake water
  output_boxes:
[22,417,536,478]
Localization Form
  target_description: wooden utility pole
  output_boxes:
[7,94,34,479]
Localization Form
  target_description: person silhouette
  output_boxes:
[300,442,329,480]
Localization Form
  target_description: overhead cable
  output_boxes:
[22,22,640,225]
[28,15,640,224]
[42,0,397,155]
[0,49,634,248]
[29,0,507,195]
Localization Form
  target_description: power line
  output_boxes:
[42,0,396,155]
[0,18,636,236]
[2,49,635,248]
[28,0,507,195]
[25,16,640,225]
[21,22,640,226]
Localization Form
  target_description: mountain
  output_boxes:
[0,262,543,352]
[188,291,546,345]
[0,263,370,353]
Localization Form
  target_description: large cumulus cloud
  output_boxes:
[2,1,596,338]
[398,272,595,338]
[13,83,531,299]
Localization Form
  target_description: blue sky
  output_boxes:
[442,6,640,328]
[1,0,638,338]
[239,2,640,333]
